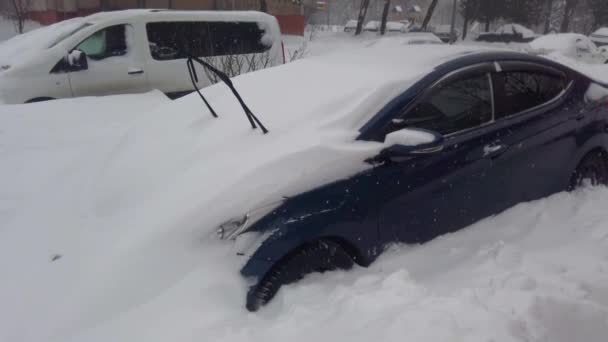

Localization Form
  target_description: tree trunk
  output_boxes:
[544,0,554,33]
[485,17,491,32]
[421,0,439,31]
[355,0,371,35]
[462,10,470,40]
[560,0,576,33]
[260,0,268,13]
[380,0,391,35]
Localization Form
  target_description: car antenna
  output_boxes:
[186,54,269,134]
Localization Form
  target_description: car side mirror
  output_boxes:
[378,128,444,162]
[67,49,88,70]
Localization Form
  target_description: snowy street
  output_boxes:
[1,10,608,342]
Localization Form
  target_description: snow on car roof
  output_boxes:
[496,23,536,39]
[530,33,588,53]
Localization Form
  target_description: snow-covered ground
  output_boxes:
[0,31,607,342]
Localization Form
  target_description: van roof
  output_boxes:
[84,9,277,24]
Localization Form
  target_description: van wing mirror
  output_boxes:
[67,49,88,70]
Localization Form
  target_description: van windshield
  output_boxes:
[48,23,93,48]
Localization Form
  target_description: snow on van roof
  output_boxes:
[84,9,277,24]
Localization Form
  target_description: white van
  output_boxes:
[0,10,284,104]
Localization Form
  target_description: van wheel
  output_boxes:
[570,150,608,189]
[246,239,354,312]
[26,97,55,103]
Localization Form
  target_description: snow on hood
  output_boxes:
[0,18,88,69]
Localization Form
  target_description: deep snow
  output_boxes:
[0,32,607,342]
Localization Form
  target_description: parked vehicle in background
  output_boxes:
[530,33,608,64]
[399,32,443,44]
[363,21,380,32]
[385,22,408,33]
[0,10,283,104]
[590,27,608,47]
[433,25,459,43]
[344,19,358,33]
[477,23,538,43]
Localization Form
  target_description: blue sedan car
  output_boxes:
[214,49,608,311]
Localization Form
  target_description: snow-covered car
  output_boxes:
[477,23,538,43]
[590,27,608,47]
[530,33,608,64]
[0,9,284,104]
[385,21,408,33]
[433,25,460,43]
[344,19,358,33]
[171,45,607,311]
[400,32,443,44]
[363,21,380,32]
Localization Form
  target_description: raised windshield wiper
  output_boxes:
[186,54,269,134]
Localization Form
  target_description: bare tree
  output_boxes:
[421,0,439,31]
[3,0,33,34]
[355,0,371,35]
[260,0,268,13]
[560,0,577,32]
[380,0,391,35]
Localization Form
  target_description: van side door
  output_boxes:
[68,23,150,97]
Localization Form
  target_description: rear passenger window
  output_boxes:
[146,21,271,61]
[494,72,567,119]
[388,73,493,136]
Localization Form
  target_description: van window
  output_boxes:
[494,71,567,119]
[76,25,129,60]
[146,21,271,61]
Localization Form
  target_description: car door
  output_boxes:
[484,62,580,210]
[372,66,504,243]
[68,24,149,97]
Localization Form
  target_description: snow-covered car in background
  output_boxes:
[477,23,538,43]
[0,9,284,104]
[433,25,460,43]
[400,32,443,44]
[385,21,408,33]
[530,33,608,64]
[363,20,380,32]
[590,27,608,47]
[344,19,358,33]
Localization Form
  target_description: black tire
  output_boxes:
[569,150,608,190]
[25,97,55,103]
[246,239,354,312]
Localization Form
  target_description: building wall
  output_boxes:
[22,0,304,34]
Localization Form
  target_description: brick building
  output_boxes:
[4,0,305,35]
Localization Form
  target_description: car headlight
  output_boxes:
[216,201,283,240]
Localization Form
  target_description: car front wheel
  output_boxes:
[246,239,355,312]
[570,150,608,189]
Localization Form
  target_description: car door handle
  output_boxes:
[483,144,508,159]
[128,68,144,75]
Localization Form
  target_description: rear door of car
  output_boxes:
[483,61,581,210]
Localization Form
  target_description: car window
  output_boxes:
[494,71,566,119]
[146,21,271,61]
[76,25,129,60]
[388,73,493,136]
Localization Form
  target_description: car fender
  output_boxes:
[240,197,380,281]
